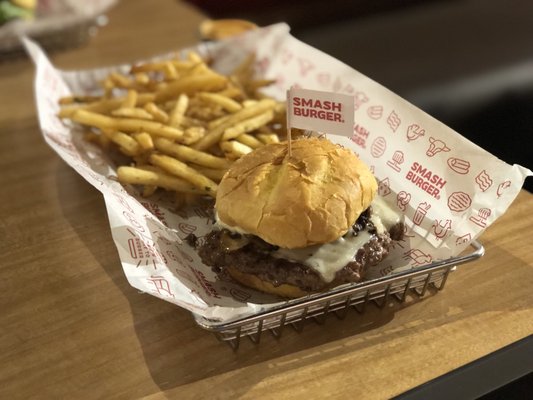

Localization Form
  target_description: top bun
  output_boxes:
[215,138,377,248]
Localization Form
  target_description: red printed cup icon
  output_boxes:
[413,202,431,225]
[447,192,472,212]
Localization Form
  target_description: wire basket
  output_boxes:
[193,241,484,350]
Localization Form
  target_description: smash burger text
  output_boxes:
[406,162,447,198]
[292,97,344,122]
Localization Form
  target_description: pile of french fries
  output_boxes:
[58,51,286,206]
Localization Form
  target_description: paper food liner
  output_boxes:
[25,24,532,323]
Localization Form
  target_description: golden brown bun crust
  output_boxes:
[216,138,377,248]
[226,266,310,298]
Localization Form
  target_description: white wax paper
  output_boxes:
[24,24,532,323]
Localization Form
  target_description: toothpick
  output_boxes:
[286,89,292,157]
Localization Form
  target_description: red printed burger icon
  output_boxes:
[371,136,387,158]
[447,191,472,212]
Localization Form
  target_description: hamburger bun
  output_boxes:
[215,138,377,248]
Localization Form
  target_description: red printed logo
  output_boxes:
[455,233,472,246]
[433,219,452,239]
[469,208,491,227]
[351,124,370,148]
[316,72,331,87]
[427,137,450,157]
[230,287,251,302]
[497,180,512,198]
[178,222,197,235]
[475,170,493,192]
[378,177,391,196]
[447,157,470,174]
[403,249,433,266]
[396,191,411,211]
[447,191,472,212]
[413,202,431,226]
[370,136,387,158]
[354,92,369,111]
[387,150,405,172]
[387,111,401,132]
[147,275,175,298]
[297,57,315,76]
[281,48,293,64]
[367,105,383,120]
[406,124,425,142]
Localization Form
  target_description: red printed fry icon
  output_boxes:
[447,191,472,212]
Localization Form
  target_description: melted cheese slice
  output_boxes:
[216,196,401,283]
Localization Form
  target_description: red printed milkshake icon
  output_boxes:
[413,202,431,225]
[387,150,404,172]
[469,208,491,227]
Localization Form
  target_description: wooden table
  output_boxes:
[1,1,532,398]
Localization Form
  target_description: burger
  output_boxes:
[190,137,404,298]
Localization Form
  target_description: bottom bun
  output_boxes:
[226,266,311,299]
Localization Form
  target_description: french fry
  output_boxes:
[193,98,276,150]
[117,166,208,195]
[107,131,141,155]
[154,73,228,103]
[221,110,274,141]
[163,62,178,80]
[70,110,184,141]
[154,137,231,169]
[112,107,154,120]
[182,126,205,145]
[216,86,243,99]
[109,72,133,88]
[143,102,169,123]
[149,154,218,196]
[220,140,253,159]
[168,93,189,127]
[257,132,281,144]
[60,49,285,208]
[122,90,138,108]
[192,165,228,182]
[197,92,242,113]
[132,132,154,150]
[134,73,150,85]
[235,133,263,149]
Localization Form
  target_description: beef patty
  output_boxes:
[190,209,404,293]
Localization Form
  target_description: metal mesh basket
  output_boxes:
[194,241,484,350]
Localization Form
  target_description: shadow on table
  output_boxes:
[56,162,530,397]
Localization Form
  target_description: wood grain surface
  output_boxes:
[1,1,532,399]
